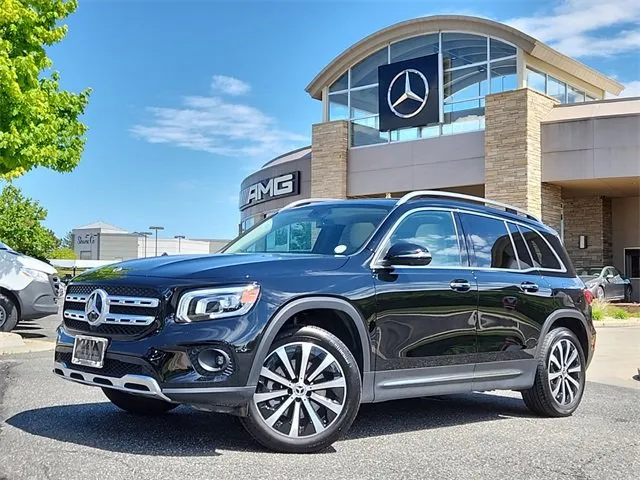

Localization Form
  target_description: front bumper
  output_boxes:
[54,316,260,413]
[17,279,59,320]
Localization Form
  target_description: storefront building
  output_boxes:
[238,15,640,300]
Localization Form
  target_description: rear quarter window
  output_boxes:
[518,225,563,271]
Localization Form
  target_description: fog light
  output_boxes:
[197,348,230,373]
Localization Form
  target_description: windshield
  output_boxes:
[578,267,603,277]
[225,204,392,255]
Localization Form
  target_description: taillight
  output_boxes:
[584,289,594,305]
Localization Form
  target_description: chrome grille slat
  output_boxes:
[65,294,159,308]
[64,309,155,326]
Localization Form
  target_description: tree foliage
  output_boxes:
[60,230,73,248]
[0,0,91,179]
[48,246,75,259]
[0,183,56,259]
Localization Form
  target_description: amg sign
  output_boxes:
[239,171,300,210]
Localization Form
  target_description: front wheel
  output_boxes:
[240,325,362,453]
[0,293,19,332]
[522,327,586,417]
[102,388,179,415]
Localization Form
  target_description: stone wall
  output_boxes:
[485,88,558,218]
[311,120,349,198]
[541,183,563,233]
[563,196,613,267]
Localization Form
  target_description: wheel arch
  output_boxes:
[247,297,371,387]
[537,309,592,365]
[0,287,21,319]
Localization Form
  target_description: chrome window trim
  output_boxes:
[371,207,567,273]
[504,220,521,270]
[370,207,464,270]
[63,309,156,326]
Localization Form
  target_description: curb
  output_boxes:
[593,318,640,328]
[0,332,55,356]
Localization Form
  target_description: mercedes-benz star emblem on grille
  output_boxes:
[84,289,109,326]
[387,68,429,119]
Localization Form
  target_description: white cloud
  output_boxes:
[131,78,307,160]
[619,80,640,97]
[210,75,251,96]
[505,0,640,57]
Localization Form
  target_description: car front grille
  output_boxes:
[62,284,162,339]
[55,351,157,378]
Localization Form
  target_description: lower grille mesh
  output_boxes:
[55,351,156,378]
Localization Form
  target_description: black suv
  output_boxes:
[54,191,595,453]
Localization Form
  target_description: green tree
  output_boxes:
[48,246,76,259]
[0,184,56,259]
[60,230,73,249]
[0,0,91,179]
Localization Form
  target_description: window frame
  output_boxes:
[624,247,640,279]
[370,207,568,273]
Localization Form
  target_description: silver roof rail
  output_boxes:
[397,190,540,221]
[281,198,342,210]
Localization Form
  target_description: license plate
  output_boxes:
[72,335,108,368]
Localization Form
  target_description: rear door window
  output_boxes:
[507,222,534,269]
[459,213,518,269]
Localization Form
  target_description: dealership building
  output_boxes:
[238,15,640,300]
[72,222,230,261]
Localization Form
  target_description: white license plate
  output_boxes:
[72,335,108,368]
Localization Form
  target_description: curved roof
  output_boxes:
[261,145,312,168]
[306,15,623,99]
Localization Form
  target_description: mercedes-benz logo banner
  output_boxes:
[378,54,439,132]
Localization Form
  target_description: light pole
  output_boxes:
[174,235,185,253]
[149,226,164,256]
[134,231,152,258]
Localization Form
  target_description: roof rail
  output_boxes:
[397,190,540,221]
[281,198,342,210]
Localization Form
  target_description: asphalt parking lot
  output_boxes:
[1,316,638,480]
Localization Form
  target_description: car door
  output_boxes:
[457,213,556,387]
[371,208,479,400]
[606,267,625,299]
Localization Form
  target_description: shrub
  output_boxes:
[591,300,607,321]
[609,307,629,320]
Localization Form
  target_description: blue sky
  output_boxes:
[14,0,640,240]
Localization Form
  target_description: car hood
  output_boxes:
[75,253,350,283]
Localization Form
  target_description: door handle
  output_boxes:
[450,280,471,292]
[520,282,539,293]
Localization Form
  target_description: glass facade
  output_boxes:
[526,67,595,104]
[327,32,518,147]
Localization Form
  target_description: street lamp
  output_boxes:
[174,235,185,253]
[149,226,164,256]
[133,231,152,258]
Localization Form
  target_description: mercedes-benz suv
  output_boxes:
[54,191,595,453]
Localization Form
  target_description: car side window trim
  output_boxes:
[371,207,567,273]
[504,220,521,270]
[370,207,464,269]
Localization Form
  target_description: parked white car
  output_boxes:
[0,240,60,332]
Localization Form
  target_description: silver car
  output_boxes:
[579,266,633,302]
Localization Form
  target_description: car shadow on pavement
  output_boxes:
[5,391,531,455]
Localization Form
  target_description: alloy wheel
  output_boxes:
[547,338,583,406]
[254,341,347,439]
[0,305,6,329]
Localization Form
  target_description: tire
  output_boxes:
[0,293,19,332]
[240,325,362,453]
[623,286,632,303]
[522,327,586,417]
[596,286,606,301]
[102,388,178,415]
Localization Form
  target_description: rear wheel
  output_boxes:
[0,293,19,332]
[522,327,586,417]
[240,325,361,453]
[624,286,632,303]
[102,388,178,415]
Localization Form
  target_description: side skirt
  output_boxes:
[368,360,536,403]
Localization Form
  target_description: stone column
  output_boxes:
[484,88,558,218]
[311,120,349,198]
[563,196,613,267]
[541,183,563,233]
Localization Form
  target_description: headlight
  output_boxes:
[176,284,260,323]
[21,268,50,283]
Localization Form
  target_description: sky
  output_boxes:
[13,0,640,241]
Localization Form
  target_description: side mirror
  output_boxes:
[384,242,432,266]
[606,274,615,281]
